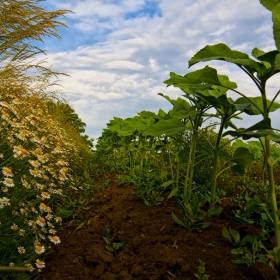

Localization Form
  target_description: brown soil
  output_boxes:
[34,172,279,280]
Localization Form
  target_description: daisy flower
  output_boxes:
[41,192,50,199]
[39,203,47,212]
[41,136,47,143]
[9,262,15,267]
[36,217,46,227]
[12,210,19,216]
[2,187,8,192]
[2,113,10,121]
[2,167,13,177]
[31,136,41,143]
[25,264,35,272]
[16,132,27,141]
[38,154,48,163]
[59,167,68,175]
[11,106,20,115]
[30,169,40,177]
[0,199,5,209]
[20,208,27,215]
[49,228,56,234]
[8,135,16,143]
[2,197,10,205]
[39,233,46,240]
[3,178,14,187]
[12,98,20,104]
[35,259,45,269]
[46,213,53,221]
[59,174,67,181]
[48,235,61,244]
[28,220,36,228]
[55,217,62,224]
[31,207,38,214]
[33,147,43,155]
[18,246,25,254]
[22,180,30,189]
[0,154,3,158]
[11,224,18,230]
[35,245,45,254]
[21,148,29,157]
[21,118,28,125]
[0,101,9,107]
[36,183,44,190]
[29,160,40,168]
[55,189,63,195]
[13,145,21,152]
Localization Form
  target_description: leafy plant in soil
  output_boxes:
[194,260,209,280]
[172,192,222,230]
[103,227,124,253]
[231,237,268,267]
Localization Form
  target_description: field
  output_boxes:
[35,170,279,280]
[2,1,280,279]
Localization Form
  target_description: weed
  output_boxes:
[194,260,209,280]
[103,227,124,253]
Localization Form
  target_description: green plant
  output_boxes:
[194,260,209,280]
[103,227,124,253]
[222,227,268,267]
[132,171,165,207]
[231,237,268,267]
[172,193,222,230]
[222,227,255,247]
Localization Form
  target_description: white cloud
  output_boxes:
[102,60,144,70]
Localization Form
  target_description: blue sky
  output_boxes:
[38,0,280,144]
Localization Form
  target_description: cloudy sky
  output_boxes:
[38,0,280,143]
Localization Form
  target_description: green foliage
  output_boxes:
[231,237,268,267]
[132,171,165,207]
[194,260,209,280]
[260,1,280,51]
[103,227,124,253]
[172,192,222,230]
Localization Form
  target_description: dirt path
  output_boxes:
[35,173,278,279]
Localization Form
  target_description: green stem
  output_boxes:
[210,118,225,209]
[262,87,280,248]
[0,266,30,272]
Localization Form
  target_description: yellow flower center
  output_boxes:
[3,167,12,174]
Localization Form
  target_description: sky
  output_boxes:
[37,0,280,145]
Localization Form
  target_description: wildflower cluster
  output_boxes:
[0,94,81,269]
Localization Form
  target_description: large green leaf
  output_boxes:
[273,4,280,50]
[117,126,135,136]
[257,50,279,67]
[170,98,195,120]
[236,97,280,115]
[188,43,264,75]
[143,118,186,137]
[164,67,221,90]
[260,0,279,11]
[252,47,266,59]
[231,147,255,174]
[158,93,176,105]
[222,119,275,140]
[244,118,272,132]
[275,53,280,70]
[219,147,254,174]
[260,1,280,51]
